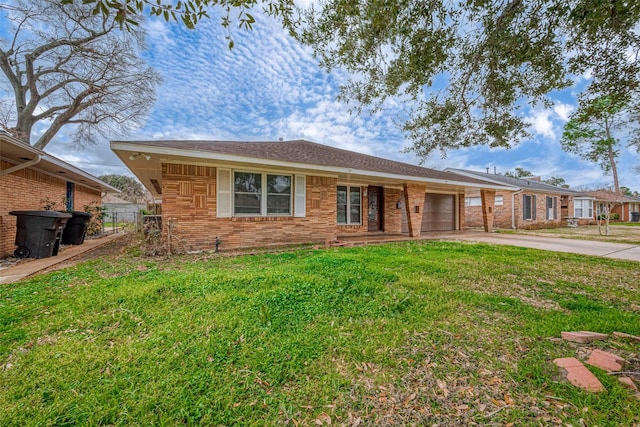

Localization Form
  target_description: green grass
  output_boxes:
[1,240,639,425]
[499,224,640,245]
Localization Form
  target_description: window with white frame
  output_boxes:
[465,197,482,207]
[337,186,361,224]
[574,198,593,218]
[466,195,503,206]
[233,171,291,216]
[523,194,536,220]
[545,196,557,220]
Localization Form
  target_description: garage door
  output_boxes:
[422,194,456,231]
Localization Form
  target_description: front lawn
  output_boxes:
[1,240,639,425]
[499,224,640,245]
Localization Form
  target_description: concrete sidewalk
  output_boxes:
[448,231,640,262]
[0,233,126,285]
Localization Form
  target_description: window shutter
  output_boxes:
[532,195,537,220]
[217,168,232,217]
[294,175,306,217]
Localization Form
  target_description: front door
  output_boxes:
[368,186,383,231]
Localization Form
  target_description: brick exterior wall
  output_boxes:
[336,187,404,236]
[403,183,427,237]
[159,162,468,252]
[465,190,577,229]
[480,189,495,232]
[0,160,102,257]
[465,190,514,229]
[161,163,341,251]
[457,192,466,231]
[612,202,640,222]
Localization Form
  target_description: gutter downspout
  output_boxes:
[511,188,524,230]
[0,155,41,176]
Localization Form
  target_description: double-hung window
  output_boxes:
[233,172,291,216]
[337,186,361,224]
[523,194,536,220]
[545,196,557,220]
[574,199,593,218]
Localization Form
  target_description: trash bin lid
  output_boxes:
[9,210,72,218]
[70,211,92,217]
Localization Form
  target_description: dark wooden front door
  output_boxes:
[368,186,383,231]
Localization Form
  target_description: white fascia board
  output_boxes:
[41,153,120,193]
[112,142,512,191]
[445,168,521,190]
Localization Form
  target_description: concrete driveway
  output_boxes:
[448,231,640,262]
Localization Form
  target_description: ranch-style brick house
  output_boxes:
[111,139,510,251]
[588,190,640,222]
[446,168,595,229]
[1,131,117,258]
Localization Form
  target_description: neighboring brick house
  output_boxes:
[445,169,593,229]
[1,132,117,257]
[589,190,640,222]
[111,139,509,251]
[619,196,640,222]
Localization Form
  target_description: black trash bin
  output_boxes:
[632,212,640,223]
[61,211,92,245]
[9,211,72,259]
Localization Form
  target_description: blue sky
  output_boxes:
[20,8,640,191]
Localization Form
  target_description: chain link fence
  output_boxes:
[102,211,142,234]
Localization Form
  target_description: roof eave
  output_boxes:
[2,133,119,193]
[111,142,512,191]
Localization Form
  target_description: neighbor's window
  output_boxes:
[545,196,557,220]
[523,194,536,220]
[466,195,503,207]
[337,186,361,224]
[465,197,481,207]
[233,172,291,216]
[574,199,593,218]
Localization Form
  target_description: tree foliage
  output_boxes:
[0,0,161,148]
[301,0,640,157]
[560,96,628,193]
[504,168,533,178]
[543,176,569,188]
[99,174,149,203]
[67,0,298,47]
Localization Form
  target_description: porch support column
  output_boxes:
[403,183,426,237]
[458,192,466,230]
[480,189,496,232]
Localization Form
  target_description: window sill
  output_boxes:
[226,216,294,222]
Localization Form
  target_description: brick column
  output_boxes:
[480,189,495,232]
[458,192,466,230]
[403,183,426,237]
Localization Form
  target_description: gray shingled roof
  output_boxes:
[115,139,501,186]
[447,168,586,195]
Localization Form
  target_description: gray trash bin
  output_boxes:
[9,211,72,258]
[631,212,640,222]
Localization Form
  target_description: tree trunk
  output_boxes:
[605,117,620,194]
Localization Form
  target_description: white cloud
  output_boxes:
[553,102,574,122]
[526,109,555,139]
[7,7,638,193]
